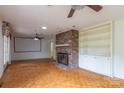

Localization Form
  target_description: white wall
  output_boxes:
[113,20,124,79]
[11,37,51,61]
[0,21,4,78]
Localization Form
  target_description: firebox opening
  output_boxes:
[57,53,68,66]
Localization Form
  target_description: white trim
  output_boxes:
[110,21,113,77]
[111,21,115,78]
[80,21,112,31]
[56,44,69,47]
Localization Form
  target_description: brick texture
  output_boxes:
[56,29,79,68]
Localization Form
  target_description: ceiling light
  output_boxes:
[42,26,47,30]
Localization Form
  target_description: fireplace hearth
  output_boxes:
[57,53,68,65]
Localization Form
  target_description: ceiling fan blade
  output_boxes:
[87,5,102,12]
[67,8,75,18]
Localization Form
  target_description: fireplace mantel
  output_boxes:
[56,44,70,47]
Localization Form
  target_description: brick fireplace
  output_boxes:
[56,29,79,68]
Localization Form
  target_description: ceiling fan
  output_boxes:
[33,33,44,40]
[67,5,103,18]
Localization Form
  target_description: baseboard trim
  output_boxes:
[79,67,124,81]
[79,67,112,78]
[112,77,124,81]
[12,58,55,63]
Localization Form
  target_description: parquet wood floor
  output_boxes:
[1,59,124,88]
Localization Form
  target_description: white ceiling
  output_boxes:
[0,5,124,36]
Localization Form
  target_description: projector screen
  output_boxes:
[14,37,41,52]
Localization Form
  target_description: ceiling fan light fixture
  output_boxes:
[34,37,39,40]
[34,33,40,40]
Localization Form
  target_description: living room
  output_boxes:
[0,5,124,88]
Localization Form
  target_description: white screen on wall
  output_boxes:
[14,37,41,52]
